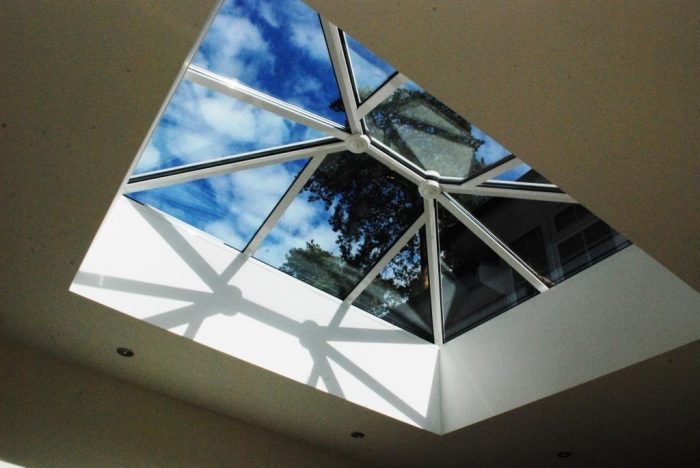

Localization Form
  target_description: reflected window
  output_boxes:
[133,81,324,174]
[193,0,346,125]
[255,151,423,299]
[439,205,538,341]
[366,82,512,180]
[128,159,308,251]
[450,194,630,284]
[354,228,433,341]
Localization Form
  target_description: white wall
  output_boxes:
[71,197,441,432]
[72,197,700,436]
[440,245,700,433]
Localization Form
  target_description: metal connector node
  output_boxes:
[346,134,371,154]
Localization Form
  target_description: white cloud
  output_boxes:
[200,97,256,139]
[348,50,390,93]
[137,144,161,171]
[290,22,329,62]
[259,2,279,28]
[152,81,293,165]
[256,192,341,267]
[204,218,246,248]
[293,76,322,95]
[198,13,273,82]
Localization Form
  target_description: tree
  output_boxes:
[281,87,486,316]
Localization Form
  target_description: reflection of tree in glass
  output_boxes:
[281,240,357,296]
[279,152,425,302]
[353,231,432,340]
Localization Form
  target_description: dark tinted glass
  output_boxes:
[128,159,308,251]
[354,228,433,341]
[366,82,512,179]
[438,205,538,341]
[255,151,423,299]
[450,194,631,284]
[133,81,324,174]
[192,0,346,125]
[345,34,396,101]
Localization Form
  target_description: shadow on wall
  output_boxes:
[73,203,439,429]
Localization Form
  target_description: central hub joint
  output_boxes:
[419,179,441,200]
[419,170,442,200]
[346,134,371,154]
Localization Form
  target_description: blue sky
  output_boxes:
[193,0,346,125]
[345,34,395,100]
[494,163,531,181]
[126,0,523,313]
[129,159,308,251]
[133,80,324,174]
[129,0,353,292]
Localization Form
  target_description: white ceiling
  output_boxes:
[1,1,698,466]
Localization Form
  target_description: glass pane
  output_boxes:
[366,82,512,179]
[354,228,433,341]
[450,194,631,285]
[438,205,538,342]
[192,0,346,125]
[255,151,423,299]
[127,159,308,251]
[493,163,552,184]
[133,80,324,174]
[345,34,396,101]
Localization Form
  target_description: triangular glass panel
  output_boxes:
[127,159,309,251]
[132,80,325,175]
[254,151,423,299]
[450,194,631,285]
[366,81,512,180]
[438,205,539,342]
[192,0,347,126]
[354,228,433,342]
[493,163,552,184]
[345,33,396,102]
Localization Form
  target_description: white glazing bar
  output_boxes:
[186,65,350,141]
[366,145,425,186]
[123,140,346,194]
[457,157,524,189]
[243,154,327,255]
[438,193,549,293]
[424,198,445,345]
[344,215,426,305]
[446,185,576,203]
[357,72,409,118]
[319,19,363,134]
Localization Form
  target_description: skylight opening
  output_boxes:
[121,0,631,344]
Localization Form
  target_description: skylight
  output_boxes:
[123,0,630,344]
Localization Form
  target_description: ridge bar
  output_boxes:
[344,215,426,305]
[320,19,363,135]
[244,154,327,255]
[123,140,345,194]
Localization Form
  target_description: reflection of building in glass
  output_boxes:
[442,179,630,340]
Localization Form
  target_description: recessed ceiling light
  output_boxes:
[557,451,572,458]
[116,347,134,357]
[350,431,365,439]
